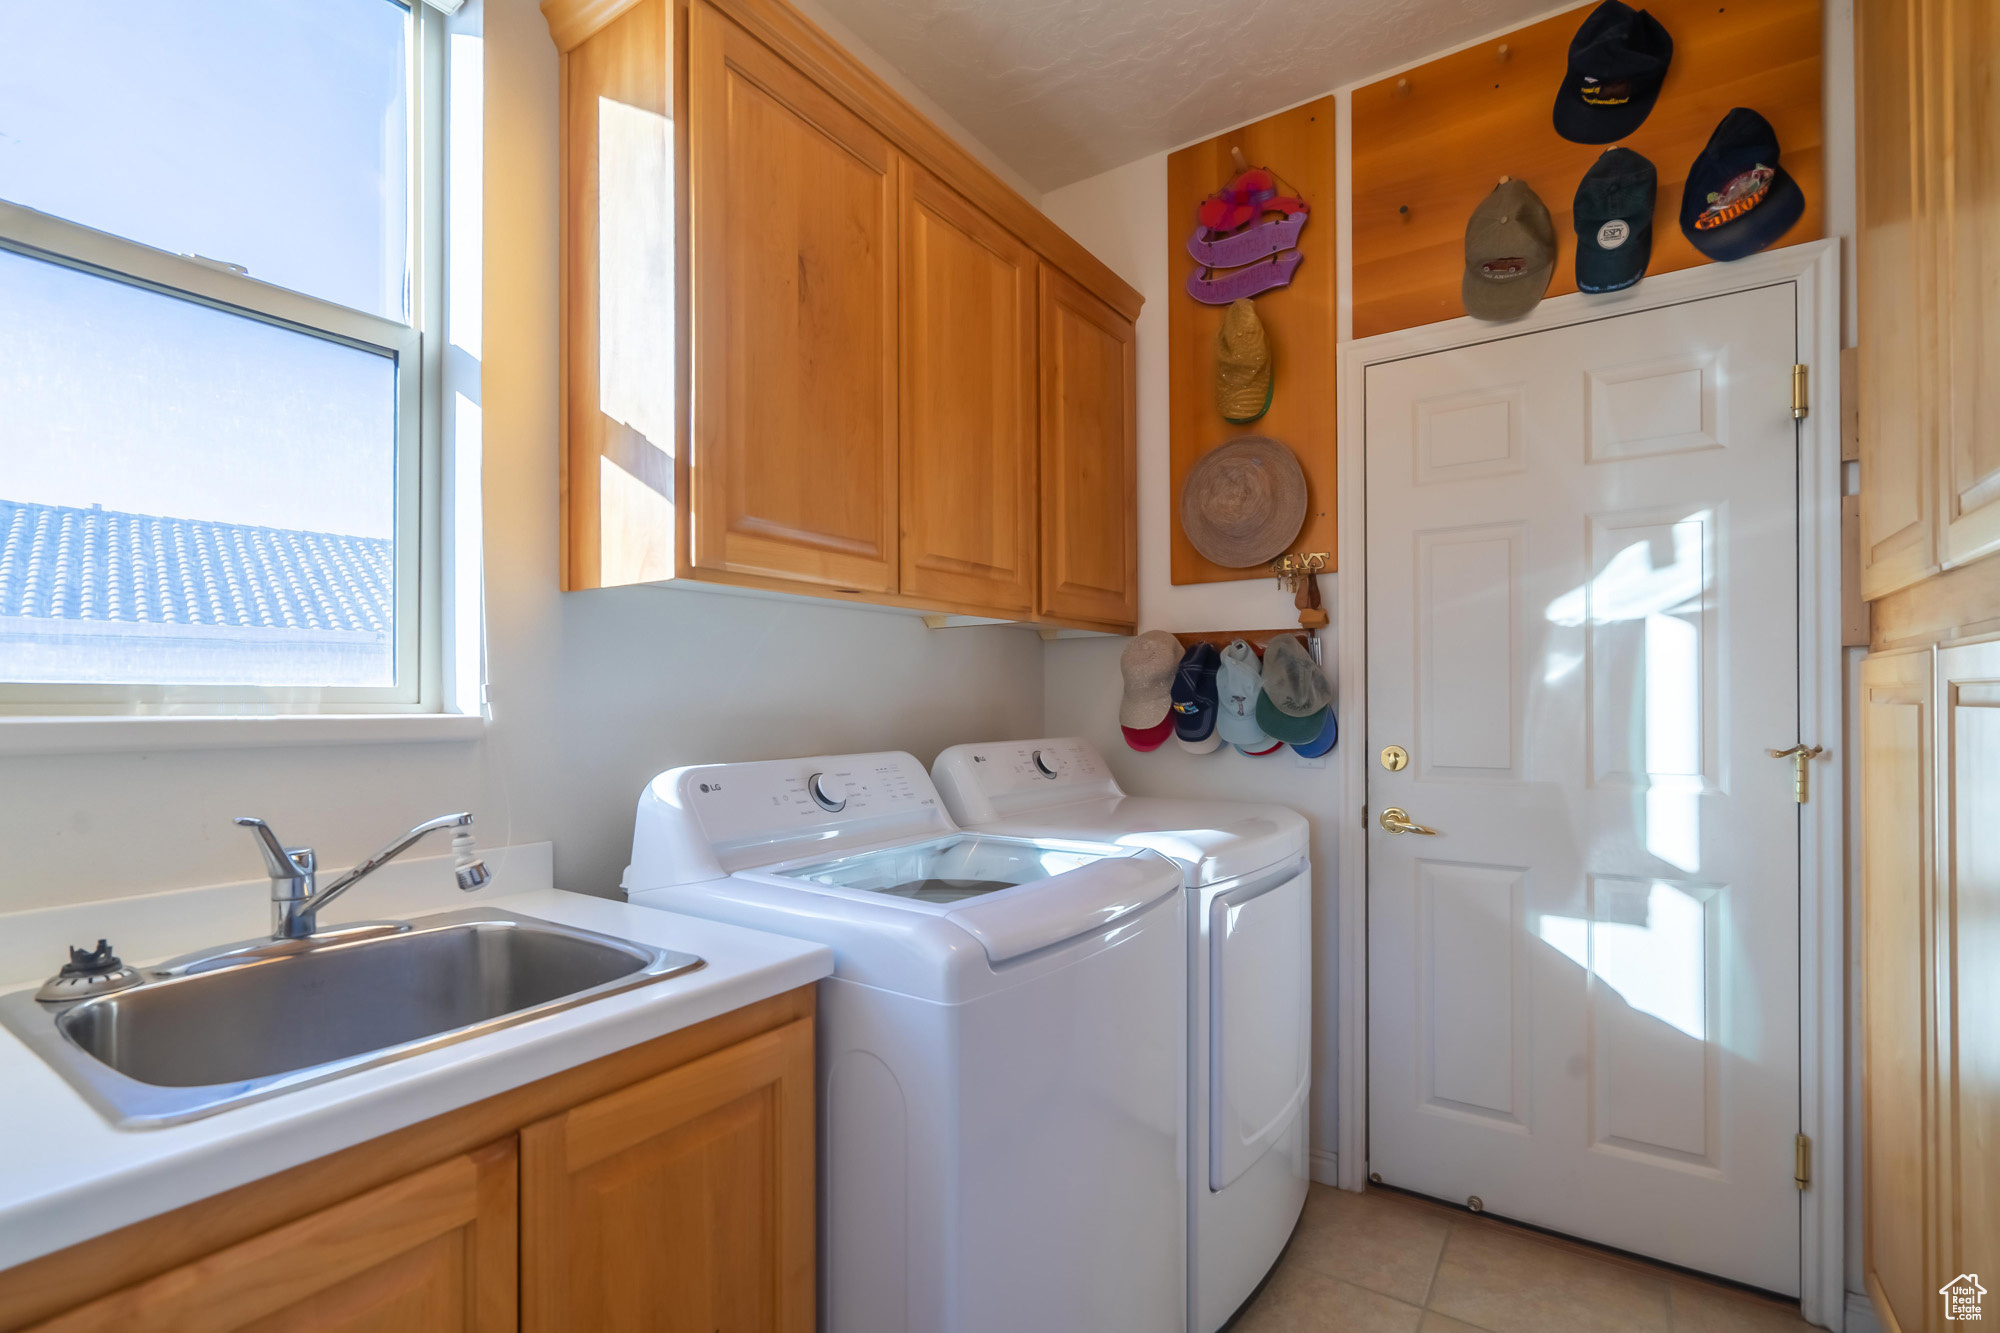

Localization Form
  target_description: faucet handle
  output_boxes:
[234,817,310,879]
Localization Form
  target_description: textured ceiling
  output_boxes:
[810,0,1563,191]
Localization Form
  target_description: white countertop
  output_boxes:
[0,870,831,1272]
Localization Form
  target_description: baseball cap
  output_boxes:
[1574,148,1657,293]
[1236,739,1286,757]
[1122,715,1174,752]
[1553,1,1674,145]
[1254,634,1332,745]
[1119,630,1182,728]
[1463,179,1555,322]
[1170,643,1221,744]
[1679,108,1804,261]
[1214,639,1277,750]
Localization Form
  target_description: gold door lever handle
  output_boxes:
[1766,744,1825,803]
[1379,807,1439,835]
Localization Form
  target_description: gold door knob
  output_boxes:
[1766,744,1825,803]
[1379,807,1439,835]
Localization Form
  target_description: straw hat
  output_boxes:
[1179,436,1307,568]
[1214,299,1272,423]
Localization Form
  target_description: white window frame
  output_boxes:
[0,2,450,718]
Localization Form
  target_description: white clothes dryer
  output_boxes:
[622,751,1188,1333]
[932,737,1312,1333]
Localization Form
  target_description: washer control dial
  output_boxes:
[1032,749,1061,780]
[807,772,847,812]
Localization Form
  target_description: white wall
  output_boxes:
[0,0,1046,915]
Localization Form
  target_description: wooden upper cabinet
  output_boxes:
[1857,0,1938,600]
[688,0,900,592]
[549,0,1140,620]
[899,163,1039,616]
[556,0,678,592]
[1933,0,2000,570]
[1038,265,1138,631]
[30,1142,518,1333]
[521,1016,815,1333]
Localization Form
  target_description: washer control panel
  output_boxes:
[676,751,944,852]
[930,737,1122,823]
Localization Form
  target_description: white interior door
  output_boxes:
[1364,286,1803,1294]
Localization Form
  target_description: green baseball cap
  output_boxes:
[1254,634,1331,745]
[1463,178,1555,322]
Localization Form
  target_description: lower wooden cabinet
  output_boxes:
[1860,640,2000,1333]
[522,1017,815,1332]
[27,1142,519,1333]
[0,990,816,1333]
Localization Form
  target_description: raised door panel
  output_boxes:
[1860,648,1937,1333]
[556,0,677,591]
[689,2,899,592]
[1934,0,2000,569]
[1857,0,1940,599]
[1038,265,1137,631]
[899,164,1037,615]
[29,1143,518,1333]
[1937,640,2000,1304]
[521,1017,815,1333]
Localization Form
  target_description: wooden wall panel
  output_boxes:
[1167,97,1336,586]
[1351,0,1822,339]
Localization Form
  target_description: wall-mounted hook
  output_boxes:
[1230,146,1250,173]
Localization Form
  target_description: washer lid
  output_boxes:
[966,796,1308,886]
[774,833,1181,962]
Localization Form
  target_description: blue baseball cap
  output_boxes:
[1553,1,1674,145]
[1679,108,1803,262]
[1170,642,1221,743]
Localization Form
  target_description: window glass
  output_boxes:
[0,248,398,688]
[0,0,412,318]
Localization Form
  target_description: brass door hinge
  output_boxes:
[1792,364,1809,420]
[1795,1133,1812,1189]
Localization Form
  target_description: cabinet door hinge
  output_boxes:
[1361,804,1368,830]
[1795,1132,1812,1189]
[1792,364,1809,420]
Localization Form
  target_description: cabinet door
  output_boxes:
[1038,265,1138,630]
[899,164,1038,615]
[1857,0,1940,599]
[1860,648,1938,1333]
[521,1016,814,1333]
[32,1142,517,1333]
[688,1,899,592]
[1933,0,2000,569]
[1937,639,2000,1309]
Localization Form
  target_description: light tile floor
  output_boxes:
[1228,1185,1820,1333]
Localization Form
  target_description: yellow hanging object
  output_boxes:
[1214,298,1273,424]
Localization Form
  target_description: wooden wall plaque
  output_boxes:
[1167,97,1337,585]
[1351,0,1821,340]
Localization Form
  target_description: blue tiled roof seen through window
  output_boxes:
[0,499,393,633]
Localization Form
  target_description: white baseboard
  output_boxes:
[1309,1149,1340,1188]
[1842,1291,1882,1333]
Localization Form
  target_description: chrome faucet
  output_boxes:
[236,813,493,940]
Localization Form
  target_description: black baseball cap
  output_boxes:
[1574,148,1657,293]
[1169,642,1221,743]
[1679,107,1804,261]
[1553,1,1674,144]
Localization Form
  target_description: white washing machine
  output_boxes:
[932,737,1312,1333]
[622,750,1188,1333]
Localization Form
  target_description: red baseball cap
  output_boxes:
[1122,715,1174,751]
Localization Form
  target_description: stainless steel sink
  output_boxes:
[0,909,703,1127]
